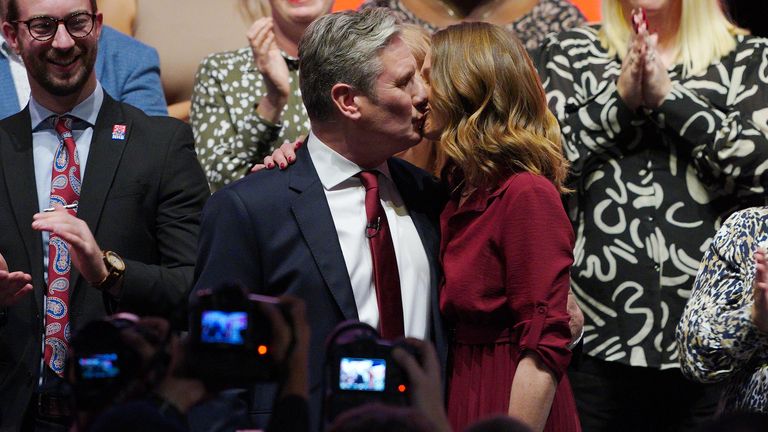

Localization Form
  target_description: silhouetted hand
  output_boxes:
[0,252,33,306]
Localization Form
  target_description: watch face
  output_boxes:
[106,252,125,271]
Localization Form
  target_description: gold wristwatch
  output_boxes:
[92,250,125,291]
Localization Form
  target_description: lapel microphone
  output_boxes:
[366,217,381,238]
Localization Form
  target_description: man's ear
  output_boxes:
[330,83,361,120]
[92,12,103,40]
[1,21,20,54]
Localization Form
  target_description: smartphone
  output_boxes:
[200,310,248,345]
[338,357,387,392]
[78,353,120,379]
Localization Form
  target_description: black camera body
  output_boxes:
[323,322,417,422]
[69,318,145,410]
[187,283,289,388]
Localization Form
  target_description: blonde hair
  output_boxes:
[430,22,568,192]
[600,0,747,76]
[399,24,431,68]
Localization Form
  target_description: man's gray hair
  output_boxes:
[299,7,400,122]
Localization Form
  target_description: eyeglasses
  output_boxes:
[14,12,96,42]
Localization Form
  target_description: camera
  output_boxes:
[323,321,417,423]
[187,282,292,388]
[69,318,147,410]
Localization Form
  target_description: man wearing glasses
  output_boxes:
[0,0,167,119]
[0,0,209,430]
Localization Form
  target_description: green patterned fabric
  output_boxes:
[191,47,309,191]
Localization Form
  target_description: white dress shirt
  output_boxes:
[307,132,431,339]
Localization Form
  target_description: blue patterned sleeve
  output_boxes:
[677,207,768,383]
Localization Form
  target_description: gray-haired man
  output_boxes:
[192,7,446,429]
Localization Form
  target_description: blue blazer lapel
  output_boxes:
[0,109,44,309]
[0,55,21,120]
[289,146,358,321]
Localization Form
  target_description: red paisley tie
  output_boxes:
[44,116,82,376]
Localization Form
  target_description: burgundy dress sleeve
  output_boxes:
[500,174,575,379]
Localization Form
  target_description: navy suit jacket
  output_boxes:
[0,26,167,120]
[193,144,448,429]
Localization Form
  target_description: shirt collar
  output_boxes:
[249,50,299,72]
[283,52,299,71]
[306,131,392,190]
[30,82,104,131]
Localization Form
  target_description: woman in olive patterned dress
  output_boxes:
[190,0,332,191]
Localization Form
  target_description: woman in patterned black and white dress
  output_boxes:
[534,0,768,430]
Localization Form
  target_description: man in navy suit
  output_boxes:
[0,0,208,429]
[193,7,446,429]
[0,0,166,119]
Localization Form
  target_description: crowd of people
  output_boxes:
[0,0,767,432]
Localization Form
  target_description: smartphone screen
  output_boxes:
[201,310,248,345]
[339,357,387,392]
[78,353,120,379]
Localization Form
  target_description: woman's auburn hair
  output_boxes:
[430,22,569,192]
[600,0,748,77]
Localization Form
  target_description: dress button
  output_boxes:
[654,264,660,271]
[537,306,547,314]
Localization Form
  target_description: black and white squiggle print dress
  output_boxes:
[534,26,768,369]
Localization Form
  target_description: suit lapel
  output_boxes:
[0,55,21,120]
[0,109,44,308]
[70,95,130,290]
[289,147,359,321]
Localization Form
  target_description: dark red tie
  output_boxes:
[357,171,404,339]
[44,116,82,376]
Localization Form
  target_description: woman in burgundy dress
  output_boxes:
[420,22,580,432]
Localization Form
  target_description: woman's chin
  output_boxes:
[423,128,441,142]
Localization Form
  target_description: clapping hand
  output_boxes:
[31,206,108,287]
[641,32,671,109]
[752,248,768,333]
[617,9,671,111]
[248,17,291,122]
[617,26,646,111]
